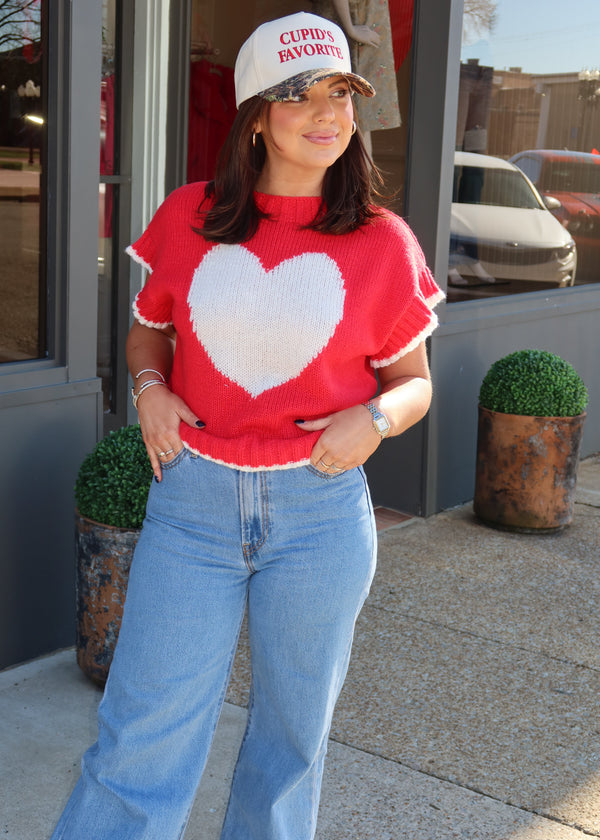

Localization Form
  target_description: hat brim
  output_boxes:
[257,69,375,103]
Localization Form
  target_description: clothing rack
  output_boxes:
[191,41,221,59]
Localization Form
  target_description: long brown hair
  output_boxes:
[195,96,385,244]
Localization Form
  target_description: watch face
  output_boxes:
[374,415,390,434]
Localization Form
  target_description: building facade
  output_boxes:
[1,0,598,669]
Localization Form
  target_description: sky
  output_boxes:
[461,0,600,75]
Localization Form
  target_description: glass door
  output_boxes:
[98,0,133,431]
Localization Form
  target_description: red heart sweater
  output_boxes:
[127,183,444,470]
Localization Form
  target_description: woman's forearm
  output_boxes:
[126,321,176,389]
[372,341,433,438]
[126,320,203,480]
[331,0,354,35]
[375,375,433,438]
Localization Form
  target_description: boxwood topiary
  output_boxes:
[479,349,588,417]
[75,425,153,529]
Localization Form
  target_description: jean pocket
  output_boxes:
[304,464,351,481]
[160,447,189,471]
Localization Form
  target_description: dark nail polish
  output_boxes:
[154,476,159,483]
[295,419,305,424]
[196,420,205,428]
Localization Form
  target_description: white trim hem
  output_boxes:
[183,444,312,473]
[126,244,153,274]
[370,316,439,369]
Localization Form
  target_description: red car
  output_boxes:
[509,150,600,284]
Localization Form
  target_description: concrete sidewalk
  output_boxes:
[2,455,599,839]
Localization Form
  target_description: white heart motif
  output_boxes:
[187,244,346,398]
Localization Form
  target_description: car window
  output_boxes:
[453,166,542,209]
[514,156,542,185]
[540,161,600,194]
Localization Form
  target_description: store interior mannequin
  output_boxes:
[312,0,401,155]
[329,0,382,48]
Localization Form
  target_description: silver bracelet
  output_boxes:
[135,368,166,382]
[131,379,166,409]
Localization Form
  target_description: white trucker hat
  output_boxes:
[234,12,376,108]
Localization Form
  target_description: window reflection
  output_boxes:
[450,152,576,292]
[509,150,600,282]
[0,0,45,361]
[454,162,542,209]
[98,0,117,413]
[449,0,600,301]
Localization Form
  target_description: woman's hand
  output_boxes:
[136,384,204,481]
[331,1,381,48]
[297,342,433,474]
[348,24,381,48]
[297,405,381,474]
[126,320,204,481]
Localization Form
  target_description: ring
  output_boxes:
[318,459,344,473]
[158,449,174,458]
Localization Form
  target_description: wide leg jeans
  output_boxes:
[51,449,377,840]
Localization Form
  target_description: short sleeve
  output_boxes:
[126,196,176,328]
[126,225,157,276]
[419,264,446,311]
[126,184,209,329]
[367,214,444,368]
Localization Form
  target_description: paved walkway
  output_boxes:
[2,455,599,839]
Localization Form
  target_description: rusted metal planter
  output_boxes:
[75,511,140,685]
[474,407,586,532]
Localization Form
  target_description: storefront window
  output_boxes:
[186,0,414,215]
[98,0,133,423]
[448,0,600,302]
[98,0,118,412]
[0,0,46,362]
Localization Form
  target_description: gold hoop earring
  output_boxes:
[351,121,357,135]
[252,131,257,148]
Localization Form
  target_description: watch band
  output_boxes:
[362,400,391,438]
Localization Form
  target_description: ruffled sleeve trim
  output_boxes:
[132,295,173,330]
[125,244,153,274]
[424,288,446,309]
[371,313,439,368]
[369,280,442,368]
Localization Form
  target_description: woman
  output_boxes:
[51,11,443,840]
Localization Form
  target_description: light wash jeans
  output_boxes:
[51,450,377,840]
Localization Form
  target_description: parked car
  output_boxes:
[509,150,600,283]
[450,152,577,288]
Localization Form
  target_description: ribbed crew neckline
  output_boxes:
[254,191,323,225]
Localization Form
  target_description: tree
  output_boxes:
[463,0,497,43]
[0,0,41,53]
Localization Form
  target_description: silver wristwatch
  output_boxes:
[363,400,391,438]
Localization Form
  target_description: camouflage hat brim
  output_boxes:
[257,69,375,102]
